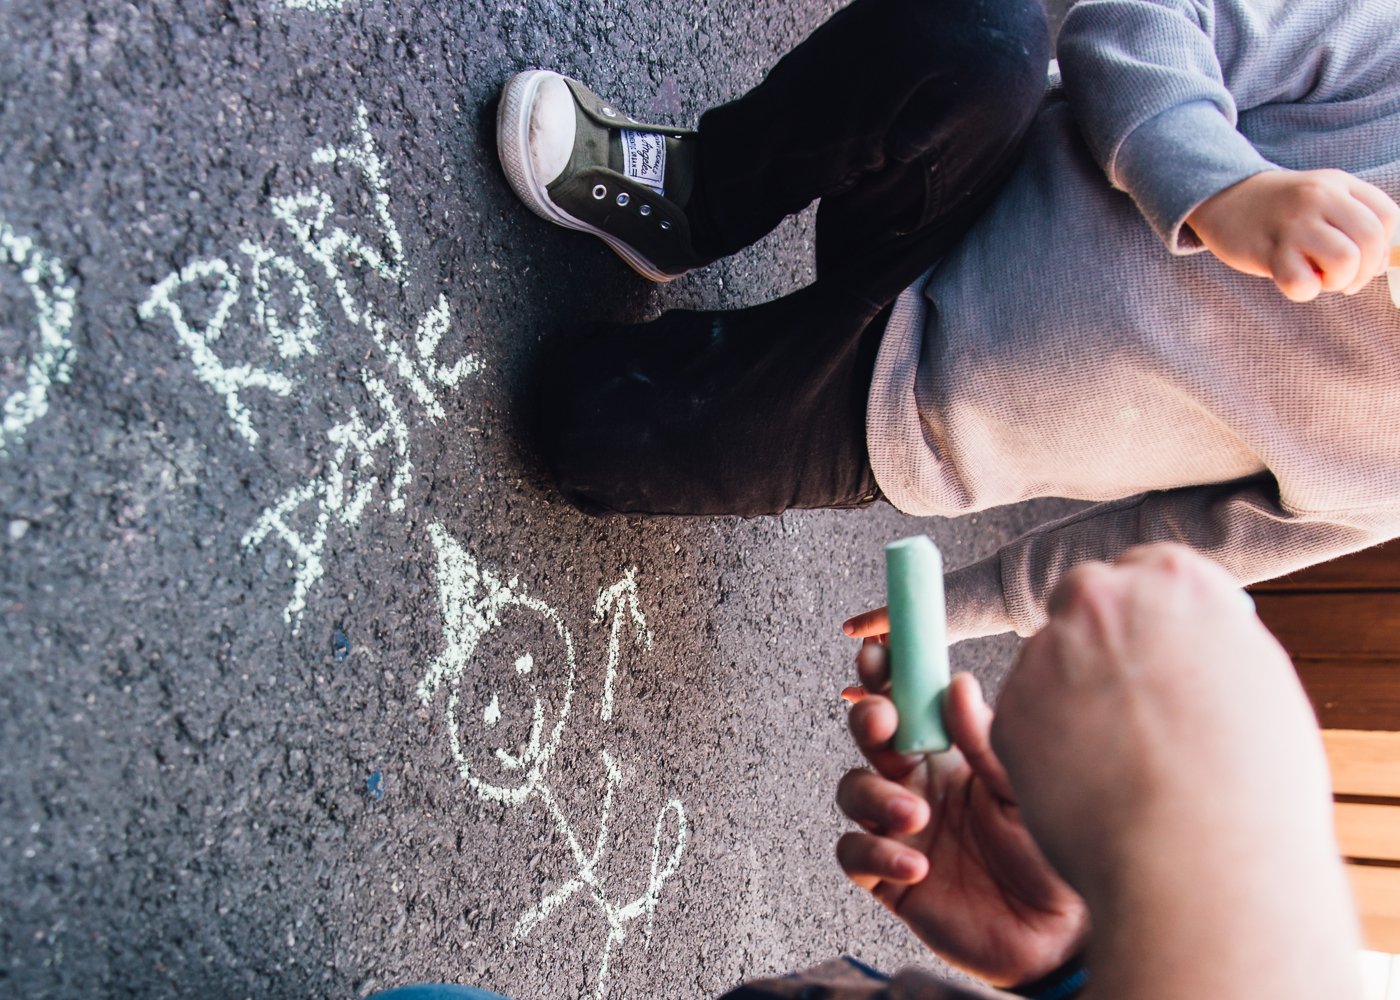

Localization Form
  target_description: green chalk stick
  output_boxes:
[885,535,951,754]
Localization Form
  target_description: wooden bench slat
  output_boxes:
[1326,730,1400,797]
[1255,593,1400,657]
[1348,863,1400,953]
[1296,660,1400,732]
[1337,802,1400,862]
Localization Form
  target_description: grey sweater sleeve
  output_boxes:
[943,477,1397,641]
[1056,0,1276,250]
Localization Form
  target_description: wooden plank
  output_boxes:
[1296,660,1400,732]
[1327,731,1400,797]
[1255,593,1400,658]
[1349,864,1400,953]
[1251,540,1400,592]
[1337,802,1400,862]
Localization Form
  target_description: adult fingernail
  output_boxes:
[894,853,922,879]
[887,799,917,827]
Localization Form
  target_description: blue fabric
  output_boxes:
[836,954,889,981]
[370,986,513,1000]
[1008,952,1089,1000]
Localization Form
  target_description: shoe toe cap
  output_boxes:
[529,73,577,186]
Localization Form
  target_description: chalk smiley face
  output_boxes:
[418,524,577,805]
[463,599,576,801]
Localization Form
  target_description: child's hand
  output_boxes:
[835,644,1088,987]
[1186,168,1400,302]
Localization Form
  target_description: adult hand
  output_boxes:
[1187,167,1400,302]
[989,544,1335,901]
[838,614,887,702]
[842,606,890,642]
[989,544,1361,998]
[835,641,1089,987]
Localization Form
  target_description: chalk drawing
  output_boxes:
[593,568,653,722]
[238,241,321,361]
[139,106,480,627]
[240,371,411,623]
[418,523,688,1000]
[281,0,371,10]
[0,219,77,456]
[139,258,293,446]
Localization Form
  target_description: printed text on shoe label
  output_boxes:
[620,130,666,195]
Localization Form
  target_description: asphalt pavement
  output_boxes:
[1,0,1078,996]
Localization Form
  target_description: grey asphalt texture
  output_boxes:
[1,1,1079,997]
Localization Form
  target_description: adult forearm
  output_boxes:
[992,545,1368,1000]
[1081,820,1363,1000]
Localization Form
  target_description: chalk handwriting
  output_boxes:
[419,523,688,1000]
[138,106,479,627]
[140,258,293,446]
[1,219,77,456]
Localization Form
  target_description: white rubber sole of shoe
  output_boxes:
[497,69,678,283]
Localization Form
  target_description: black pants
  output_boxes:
[537,0,1050,517]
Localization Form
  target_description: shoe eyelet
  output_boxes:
[615,192,630,206]
[592,184,607,200]
[639,204,652,216]
[659,219,672,231]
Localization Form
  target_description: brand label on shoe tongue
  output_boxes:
[620,130,666,195]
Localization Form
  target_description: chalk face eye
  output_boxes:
[466,602,571,789]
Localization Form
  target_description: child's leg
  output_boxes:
[501,0,1049,284]
[533,0,1050,517]
[536,284,887,517]
[691,0,1050,290]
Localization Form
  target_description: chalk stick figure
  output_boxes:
[418,522,687,1000]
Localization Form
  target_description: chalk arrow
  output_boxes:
[592,568,653,722]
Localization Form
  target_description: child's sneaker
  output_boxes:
[497,69,704,282]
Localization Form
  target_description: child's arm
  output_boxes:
[847,476,1397,643]
[1057,0,1400,294]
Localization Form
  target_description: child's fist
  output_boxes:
[1186,168,1400,302]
